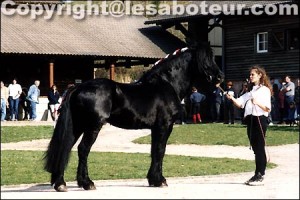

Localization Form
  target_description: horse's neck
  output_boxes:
[159,52,194,100]
[138,51,194,101]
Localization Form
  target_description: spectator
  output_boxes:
[8,78,22,121]
[271,83,280,122]
[19,87,30,120]
[190,86,206,123]
[277,81,286,124]
[27,80,40,121]
[223,81,236,124]
[210,83,223,123]
[48,84,60,121]
[1,81,9,121]
[281,75,295,123]
[294,78,300,122]
[287,101,297,126]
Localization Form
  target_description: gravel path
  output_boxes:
[1,122,299,199]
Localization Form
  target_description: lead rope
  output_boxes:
[253,103,271,163]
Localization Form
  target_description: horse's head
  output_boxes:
[188,41,224,85]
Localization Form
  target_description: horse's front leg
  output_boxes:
[77,126,101,190]
[147,123,173,187]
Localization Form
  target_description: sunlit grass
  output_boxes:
[134,123,299,146]
[1,126,53,143]
[1,150,276,186]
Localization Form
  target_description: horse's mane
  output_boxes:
[136,42,213,84]
[136,47,190,83]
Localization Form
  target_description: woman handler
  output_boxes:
[226,65,272,186]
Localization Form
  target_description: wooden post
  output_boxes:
[110,63,115,80]
[49,62,54,87]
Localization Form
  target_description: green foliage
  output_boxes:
[94,66,148,83]
[1,150,276,186]
[134,124,299,146]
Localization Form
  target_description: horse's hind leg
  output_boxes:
[76,125,102,190]
[51,128,83,192]
[147,124,173,187]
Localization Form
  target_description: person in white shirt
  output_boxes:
[8,78,22,121]
[1,81,9,121]
[281,75,295,123]
[226,65,272,186]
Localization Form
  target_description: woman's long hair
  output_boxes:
[249,65,273,95]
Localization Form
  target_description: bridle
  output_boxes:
[191,48,214,83]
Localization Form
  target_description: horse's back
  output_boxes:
[69,78,180,129]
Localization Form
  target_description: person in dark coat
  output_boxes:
[210,83,223,123]
[47,84,60,121]
[190,86,206,123]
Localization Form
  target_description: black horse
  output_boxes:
[44,42,224,192]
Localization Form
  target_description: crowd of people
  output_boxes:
[177,75,299,126]
[1,75,299,126]
[0,78,75,122]
[1,78,42,121]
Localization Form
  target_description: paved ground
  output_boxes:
[1,121,299,199]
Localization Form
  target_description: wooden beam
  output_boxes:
[109,63,115,80]
[49,62,54,87]
[188,19,209,42]
[175,23,190,38]
[208,19,223,33]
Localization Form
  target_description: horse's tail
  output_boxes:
[43,87,76,183]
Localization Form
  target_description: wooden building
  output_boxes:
[223,14,299,81]
[1,1,186,95]
[145,0,299,83]
[145,0,299,121]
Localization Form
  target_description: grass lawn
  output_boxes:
[1,123,297,186]
[1,150,275,186]
[1,124,298,145]
[134,123,299,146]
[1,126,53,143]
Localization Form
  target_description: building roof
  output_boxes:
[145,0,294,24]
[1,8,186,59]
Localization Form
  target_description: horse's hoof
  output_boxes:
[148,180,168,187]
[160,180,168,187]
[83,183,96,190]
[55,184,68,192]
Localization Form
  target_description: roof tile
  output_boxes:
[1,8,186,59]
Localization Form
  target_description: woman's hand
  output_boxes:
[226,94,233,100]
